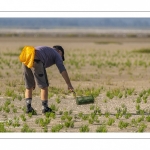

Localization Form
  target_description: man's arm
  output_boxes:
[61,70,74,92]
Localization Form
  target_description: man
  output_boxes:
[22,45,74,114]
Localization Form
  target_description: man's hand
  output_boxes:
[61,70,74,92]
[68,85,74,92]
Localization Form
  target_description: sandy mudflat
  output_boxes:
[1,35,150,132]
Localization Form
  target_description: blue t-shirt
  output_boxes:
[35,46,66,73]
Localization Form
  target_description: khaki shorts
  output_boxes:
[22,59,49,89]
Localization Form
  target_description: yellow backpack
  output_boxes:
[19,46,35,68]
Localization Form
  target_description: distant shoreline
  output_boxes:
[0,28,150,38]
[0,28,150,33]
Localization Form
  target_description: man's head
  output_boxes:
[53,45,65,61]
